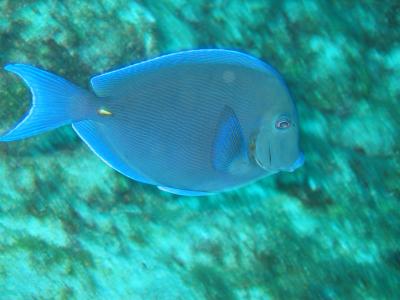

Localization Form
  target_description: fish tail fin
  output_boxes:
[0,64,91,142]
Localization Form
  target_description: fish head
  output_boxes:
[251,98,304,173]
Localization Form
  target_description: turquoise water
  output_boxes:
[0,1,399,299]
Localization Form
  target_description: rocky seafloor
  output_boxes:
[0,1,399,299]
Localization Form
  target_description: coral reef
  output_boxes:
[0,1,399,299]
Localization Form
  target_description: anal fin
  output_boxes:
[73,120,153,184]
[158,186,212,197]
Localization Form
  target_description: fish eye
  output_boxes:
[275,117,291,130]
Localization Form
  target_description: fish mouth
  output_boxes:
[285,152,304,172]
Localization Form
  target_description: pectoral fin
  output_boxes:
[212,106,247,172]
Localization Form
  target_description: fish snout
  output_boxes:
[283,152,304,172]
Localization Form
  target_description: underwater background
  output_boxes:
[0,1,399,299]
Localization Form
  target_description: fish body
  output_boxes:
[0,49,303,196]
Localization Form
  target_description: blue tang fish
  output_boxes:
[0,49,304,196]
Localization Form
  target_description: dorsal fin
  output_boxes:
[89,49,271,97]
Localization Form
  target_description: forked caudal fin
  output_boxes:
[0,64,91,141]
